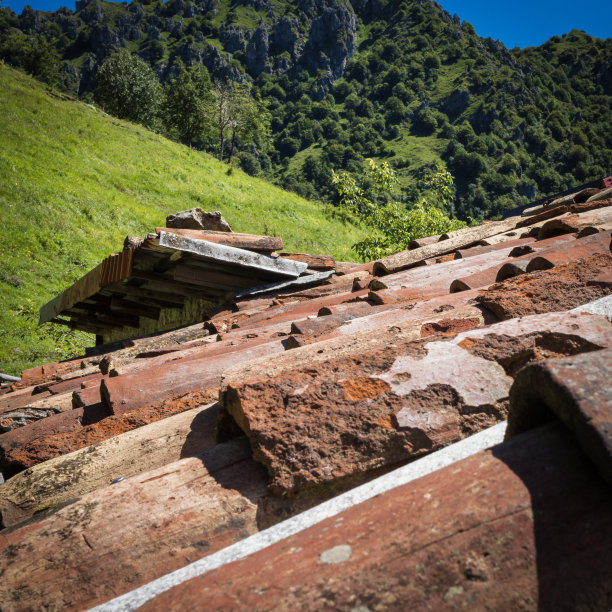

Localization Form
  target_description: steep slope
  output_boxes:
[1,0,610,217]
[0,64,366,375]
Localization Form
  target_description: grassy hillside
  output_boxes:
[2,0,610,220]
[0,64,367,375]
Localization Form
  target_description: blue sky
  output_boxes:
[438,0,611,48]
[1,0,610,49]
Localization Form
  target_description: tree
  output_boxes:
[331,160,466,261]
[161,64,213,147]
[227,85,270,164]
[22,36,62,87]
[210,81,270,163]
[94,49,162,128]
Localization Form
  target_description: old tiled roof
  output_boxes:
[38,228,308,335]
[1,182,612,611]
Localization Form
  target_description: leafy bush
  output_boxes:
[413,109,438,135]
[94,49,162,128]
[237,151,261,176]
[331,160,466,261]
[161,64,212,147]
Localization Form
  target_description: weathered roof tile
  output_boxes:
[3,200,612,610]
[477,252,612,319]
[139,420,612,612]
[508,348,612,486]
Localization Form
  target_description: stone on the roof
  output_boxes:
[165,208,232,232]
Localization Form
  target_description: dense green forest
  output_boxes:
[1,0,611,220]
[0,64,368,375]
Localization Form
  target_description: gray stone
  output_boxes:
[165,208,232,232]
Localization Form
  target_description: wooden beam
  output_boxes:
[40,250,134,325]
[130,271,227,298]
[173,263,263,290]
[95,312,140,329]
[108,285,185,308]
[154,250,184,274]
[39,262,104,324]
[110,297,161,321]
[67,312,124,328]
[372,218,521,275]
[158,231,307,279]
[155,227,283,252]
[54,316,121,334]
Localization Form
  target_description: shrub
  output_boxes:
[94,49,162,128]
[237,151,261,176]
[331,160,466,261]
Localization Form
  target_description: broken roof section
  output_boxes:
[39,212,314,342]
[1,185,612,611]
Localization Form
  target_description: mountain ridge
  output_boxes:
[1,0,611,215]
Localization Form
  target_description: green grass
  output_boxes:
[0,64,368,375]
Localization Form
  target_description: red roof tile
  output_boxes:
[1,198,611,610]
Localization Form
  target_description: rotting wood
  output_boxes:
[0,404,111,478]
[0,434,406,611]
[110,297,161,321]
[110,284,185,305]
[101,338,286,415]
[173,264,258,291]
[0,392,210,476]
[138,423,612,612]
[538,206,612,238]
[0,392,74,432]
[276,253,336,270]
[0,402,219,527]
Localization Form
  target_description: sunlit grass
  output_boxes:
[0,64,368,374]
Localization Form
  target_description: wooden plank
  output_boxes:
[39,249,135,325]
[129,276,220,299]
[0,440,268,610]
[276,252,336,270]
[156,227,283,252]
[136,424,612,612]
[110,284,185,306]
[158,231,307,279]
[110,297,161,321]
[0,403,218,527]
[173,264,262,290]
[39,261,105,324]
[153,250,184,274]
[131,270,230,297]
[372,218,520,275]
